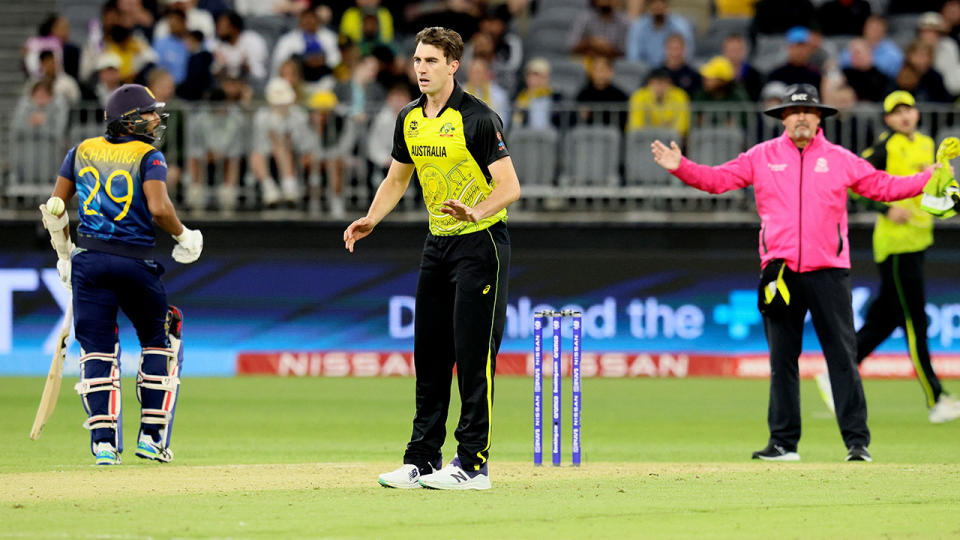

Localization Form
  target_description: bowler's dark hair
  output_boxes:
[415,27,464,63]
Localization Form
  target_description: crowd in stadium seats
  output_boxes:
[10,0,960,216]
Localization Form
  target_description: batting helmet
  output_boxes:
[104,84,169,146]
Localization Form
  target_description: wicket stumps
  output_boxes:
[533,310,582,466]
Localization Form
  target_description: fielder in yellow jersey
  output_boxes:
[818,91,960,423]
[344,27,521,490]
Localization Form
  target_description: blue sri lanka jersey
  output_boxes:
[59,135,167,253]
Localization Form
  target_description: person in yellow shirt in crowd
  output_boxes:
[627,67,689,136]
[817,90,960,423]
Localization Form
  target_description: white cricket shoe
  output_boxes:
[929,394,960,424]
[135,432,173,463]
[815,371,836,415]
[378,464,426,489]
[418,457,490,490]
[94,442,121,466]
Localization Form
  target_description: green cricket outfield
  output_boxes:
[2,376,959,538]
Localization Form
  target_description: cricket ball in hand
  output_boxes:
[46,196,65,216]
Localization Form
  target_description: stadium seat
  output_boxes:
[624,128,680,186]
[612,60,649,94]
[751,34,787,74]
[550,58,588,98]
[562,126,621,187]
[688,126,745,166]
[509,127,559,196]
[525,27,573,60]
[697,17,751,59]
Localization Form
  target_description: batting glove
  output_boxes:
[172,227,203,264]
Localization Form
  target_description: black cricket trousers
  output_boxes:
[763,268,870,451]
[403,221,510,472]
[857,251,942,407]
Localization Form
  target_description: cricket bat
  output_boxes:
[30,302,73,440]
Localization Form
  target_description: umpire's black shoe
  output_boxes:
[751,443,800,461]
[845,446,872,462]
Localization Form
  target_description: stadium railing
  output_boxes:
[2,101,959,222]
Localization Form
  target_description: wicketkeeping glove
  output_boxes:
[921,165,960,218]
[172,226,203,263]
[937,136,960,165]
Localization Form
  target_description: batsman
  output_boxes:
[40,84,203,465]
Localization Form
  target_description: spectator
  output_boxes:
[250,77,316,207]
[692,56,749,103]
[154,0,216,41]
[626,0,694,66]
[816,0,871,37]
[147,67,177,104]
[212,11,268,84]
[10,81,68,185]
[839,15,904,80]
[33,50,81,105]
[568,0,631,58]
[367,84,411,183]
[750,0,816,36]
[767,27,822,90]
[146,67,184,191]
[278,57,307,104]
[660,33,701,96]
[891,41,952,103]
[627,67,689,136]
[118,0,157,40]
[575,56,629,129]
[185,84,249,212]
[334,55,382,119]
[841,39,889,102]
[944,0,960,46]
[24,14,80,81]
[464,5,523,94]
[273,6,341,75]
[464,57,511,132]
[722,33,764,101]
[88,53,124,106]
[177,30,214,100]
[340,0,394,47]
[512,57,563,130]
[153,9,190,85]
[308,90,356,218]
[916,12,960,97]
[80,0,157,84]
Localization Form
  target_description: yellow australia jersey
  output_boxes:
[861,130,935,262]
[392,82,510,236]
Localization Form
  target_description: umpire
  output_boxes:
[343,27,521,490]
[651,84,954,462]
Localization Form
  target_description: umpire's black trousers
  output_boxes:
[764,268,870,451]
[404,221,510,472]
[857,251,942,407]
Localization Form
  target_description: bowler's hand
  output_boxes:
[344,217,375,253]
[651,140,682,171]
[440,199,479,223]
